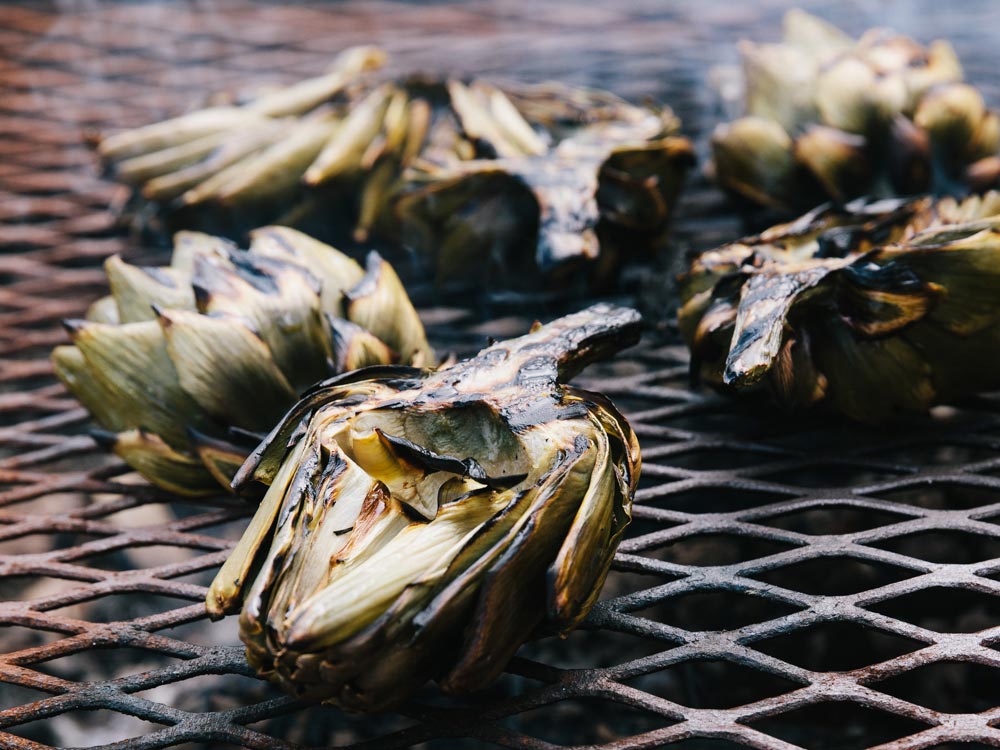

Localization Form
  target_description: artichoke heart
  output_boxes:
[52,227,432,496]
[207,304,641,711]
[678,192,1000,421]
[97,46,692,289]
[711,10,997,211]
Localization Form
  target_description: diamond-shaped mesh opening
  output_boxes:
[133,673,274,709]
[745,701,932,750]
[518,628,676,670]
[153,611,240,648]
[869,660,1000,713]
[30,646,186,681]
[653,448,778,471]
[7,709,167,748]
[599,567,681,599]
[638,486,788,513]
[97,502,221,527]
[188,515,256,541]
[0,574,90,601]
[79,543,204,571]
[632,533,798,566]
[655,742,756,750]
[759,465,904,489]
[864,586,1000,633]
[749,556,919,596]
[869,443,1000,467]
[48,591,202,623]
[620,515,679,543]
[759,506,912,536]
[622,659,803,709]
[866,530,1000,564]
[500,697,677,745]
[748,621,926,672]
[0,682,49,711]
[0,531,104,554]
[409,741,506,750]
[0,623,66,650]
[245,705,416,747]
[869,483,1000,510]
[634,590,805,632]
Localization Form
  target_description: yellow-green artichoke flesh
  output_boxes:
[207,303,641,711]
[98,49,692,289]
[52,227,432,496]
[711,10,996,212]
[678,192,1000,421]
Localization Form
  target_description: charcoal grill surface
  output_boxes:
[4,1,1000,748]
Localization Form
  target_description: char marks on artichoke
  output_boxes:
[678,191,1000,421]
[711,10,998,211]
[207,304,641,711]
[53,227,432,496]
[97,47,693,289]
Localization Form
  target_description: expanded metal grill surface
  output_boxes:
[4,1,1000,748]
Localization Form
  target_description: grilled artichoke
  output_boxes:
[678,192,1000,421]
[98,47,692,288]
[207,304,640,710]
[52,227,432,495]
[392,81,694,287]
[711,10,999,212]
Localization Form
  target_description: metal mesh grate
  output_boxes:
[5,1,1000,748]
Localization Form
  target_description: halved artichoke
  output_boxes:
[207,304,640,710]
[678,192,1000,421]
[711,10,998,211]
[97,47,692,288]
[52,227,432,495]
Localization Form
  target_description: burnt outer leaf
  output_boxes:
[710,10,989,211]
[679,192,1000,420]
[210,304,642,710]
[53,227,433,496]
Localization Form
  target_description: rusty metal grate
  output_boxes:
[5,1,1000,748]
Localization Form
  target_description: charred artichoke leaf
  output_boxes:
[679,192,1000,419]
[184,113,341,207]
[329,318,397,372]
[245,45,386,118]
[158,308,296,429]
[97,429,219,497]
[344,252,434,366]
[144,121,287,203]
[99,107,271,162]
[106,256,195,323]
[398,122,692,282]
[99,52,689,290]
[248,225,365,314]
[192,248,331,390]
[67,319,212,450]
[208,303,641,710]
[53,229,431,496]
[711,10,992,210]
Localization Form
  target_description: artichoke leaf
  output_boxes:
[249,226,365,315]
[345,252,434,366]
[208,438,309,617]
[100,429,218,497]
[442,432,597,693]
[68,319,212,450]
[158,307,296,429]
[105,256,194,323]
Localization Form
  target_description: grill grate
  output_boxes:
[5,1,1000,748]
